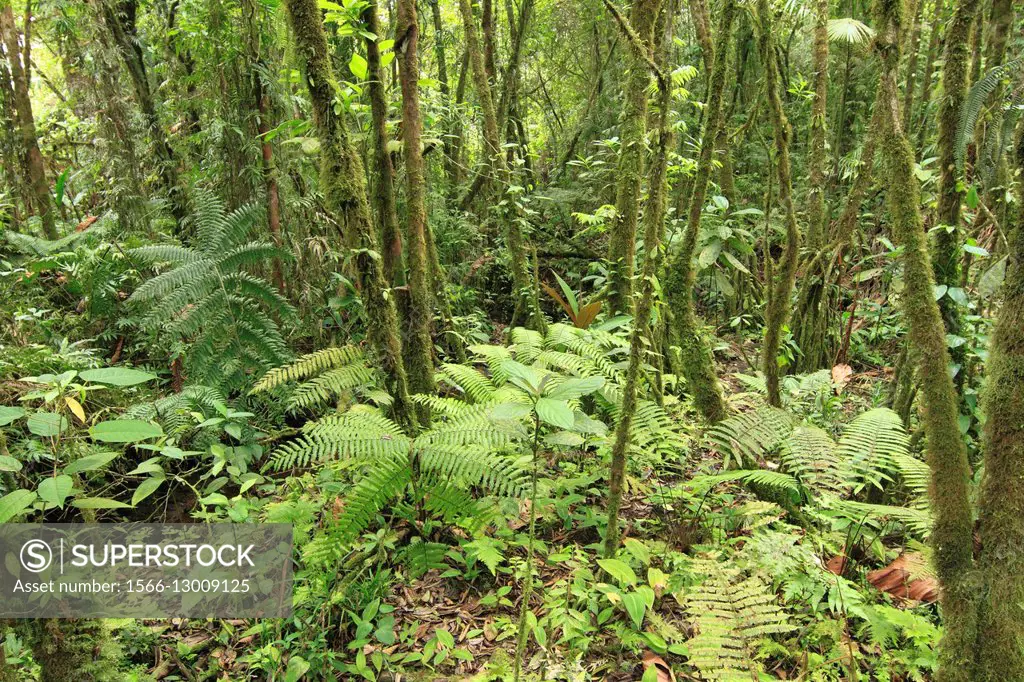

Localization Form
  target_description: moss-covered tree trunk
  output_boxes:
[873,1,977,678]
[99,0,186,227]
[933,0,980,382]
[364,0,404,287]
[457,0,542,331]
[604,10,673,558]
[284,0,416,431]
[395,0,437,402]
[791,0,830,370]
[661,0,734,424]
[913,0,945,152]
[25,619,119,682]
[973,115,1024,682]
[0,3,55,239]
[756,0,800,407]
[604,0,660,315]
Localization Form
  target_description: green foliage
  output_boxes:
[685,570,794,680]
[251,345,378,411]
[127,191,295,391]
[706,403,794,468]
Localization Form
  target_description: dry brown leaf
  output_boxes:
[641,650,674,682]
[867,553,939,603]
[831,364,853,392]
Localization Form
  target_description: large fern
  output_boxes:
[706,403,794,469]
[128,191,294,391]
[250,346,379,412]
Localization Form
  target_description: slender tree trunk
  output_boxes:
[806,0,829,250]
[604,13,673,559]
[933,0,979,383]
[458,0,543,331]
[834,91,882,245]
[428,0,459,185]
[973,114,1024,682]
[0,3,54,238]
[757,0,800,408]
[283,0,416,432]
[604,0,660,315]
[365,0,404,286]
[98,0,186,226]
[243,0,284,291]
[662,0,734,423]
[901,0,924,131]
[914,0,945,151]
[874,1,977,678]
[395,0,436,402]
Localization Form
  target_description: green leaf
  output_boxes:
[932,284,948,300]
[623,538,650,565]
[622,591,646,629]
[502,360,542,394]
[546,376,604,400]
[0,489,37,523]
[285,655,310,682]
[0,456,21,472]
[27,412,68,438]
[79,367,157,387]
[965,184,979,209]
[552,272,579,316]
[963,244,989,257]
[374,615,396,645]
[72,497,131,510]
[720,250,750,274]
[349,53,368,80]
[535,398,574,429]
[0,406,26,427]
[132,476,165,507]
[597,558,637,586]
[490,402,532,421]
[38,475,74,509]
[63,452,119,475]
[90,419,164,443]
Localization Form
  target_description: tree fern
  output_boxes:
[686,571,795,680]
[128,191,294,391]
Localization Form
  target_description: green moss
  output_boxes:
[974,113,1024,682]
[26,619,122,682]
[873,0,978,678]
[663,0,735,423]
[284,0,417,431]
[757,0,800,408]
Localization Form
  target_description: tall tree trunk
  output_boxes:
[395,0,436,402]
[973,114,1024,682]
[901,0,924,131]
[757,0,800,408]
[458,0,543,330]
[604,12,674,559]
[913,0,945,152]
[874,1,977,678]
[604,0,660,315]
[0,2,55,238]
[428,0,459,185]
[365,0,404,286]
[933,0,980,384]
[243,0,284,291]
[283,0,416,432]
[662,0,734,423]
[98,0,186,226]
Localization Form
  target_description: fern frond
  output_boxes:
[689,469,804,499]
[266,412,408,471]
[838,408,907,492]
[707,403,794,468]
[956,55,1023,170]
[332,450,412,545]
[779,426,846,495]
[251,346,365,393]
[438,363,498,402]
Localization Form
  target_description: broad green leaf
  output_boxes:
[490,402,532,421]
[720,250,750,273]
[132,476,165,507]
[349,53,368,80]
[73,497,131,510]
[79,367,157,387]
[0,489,37,522]
[932,284,948,300]
[502,360,542,394]
[27,412,68,437]
[64,396,86,424]
[963,243,989,257]
[546,376,604,400]
[38,475,74,509]
[63,451,119,475]
[552,272,579,316]
[0,455,22,472]
[90,419,163,443]
[535,398,574,429]
[622,591,646,629]
[597,558,637,586]
[285,655,310,682]
[0,406,26,427]
[623,538,651,565]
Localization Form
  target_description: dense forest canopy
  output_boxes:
[0,0,1022,678]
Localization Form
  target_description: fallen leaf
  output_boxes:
[641,650,674,682]
[831,364,853,392]
[867,553,938,603]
